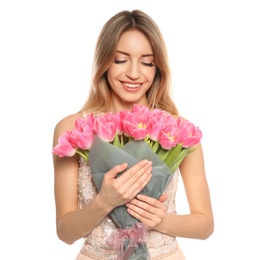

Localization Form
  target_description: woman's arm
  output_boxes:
[53,114,154,244]
[126,143,214,240]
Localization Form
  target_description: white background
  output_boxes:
[1,0,260,259]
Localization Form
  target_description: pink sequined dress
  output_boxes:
[75,156,186,260]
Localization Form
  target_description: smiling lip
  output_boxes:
[121,81,142,92]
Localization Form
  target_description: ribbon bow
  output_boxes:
[106,222,148,260]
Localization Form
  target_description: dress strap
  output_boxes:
[81,111,87,119]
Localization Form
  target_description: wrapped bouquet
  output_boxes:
[52,104,202,260]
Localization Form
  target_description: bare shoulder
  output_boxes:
[55,112,83,130]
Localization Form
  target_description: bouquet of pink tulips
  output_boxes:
[52,104,202,260]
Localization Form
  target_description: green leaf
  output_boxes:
[170,163,178,173]
[113,134,122,148]
[169,147,196,172]
[164,144,183,167]
[151,140,160,153]
[157,147,170,161]
[76,149,89,163]
[187,148,196,155]
[144,138,153,148]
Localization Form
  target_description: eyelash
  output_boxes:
[113,59,155,67]
[113,59,126,64]
[142,62,155,67]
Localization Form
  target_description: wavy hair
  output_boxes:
[81,9,179,115]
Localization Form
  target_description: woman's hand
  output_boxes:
[97,160,153,211]
[126,193,168,230]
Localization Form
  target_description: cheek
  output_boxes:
[107,67,120,87]
[107,68,115,86]
[107,65,123,79]
[145,68,156,81]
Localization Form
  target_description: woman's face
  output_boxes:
[107,29,156,112]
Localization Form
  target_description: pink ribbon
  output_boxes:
[106,222,148,260]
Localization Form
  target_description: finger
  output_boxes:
[136,194,166,207]
[124,164,152,197]
[130,195,167,214]
[126,199,165,229]
[158,194,168,203]
[105,163,128,180]
[126,203,161,228]
[113,160,152,194]
[127,198,158,214]
[124,160,152,186]
[119,160,151,181]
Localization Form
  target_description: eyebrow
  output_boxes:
[116,50,154,57]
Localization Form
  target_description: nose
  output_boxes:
[126,62,140,79]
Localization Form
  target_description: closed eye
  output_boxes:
[141,62,155,67]
[114,59,127,64]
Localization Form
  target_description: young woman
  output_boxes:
[52,9,214,260]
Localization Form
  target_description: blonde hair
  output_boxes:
[81,9,179,115]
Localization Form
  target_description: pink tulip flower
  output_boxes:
[69,127,94,150]
[177,117,202,148]
[121,108,151,140]
[94,112,119,142]
[147,110,176,141]
[52,104,203,171]
[52,132,77,157]
[72,114,95,149]
[158,124,181,150]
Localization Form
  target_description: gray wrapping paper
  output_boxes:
[88,135,173,259]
